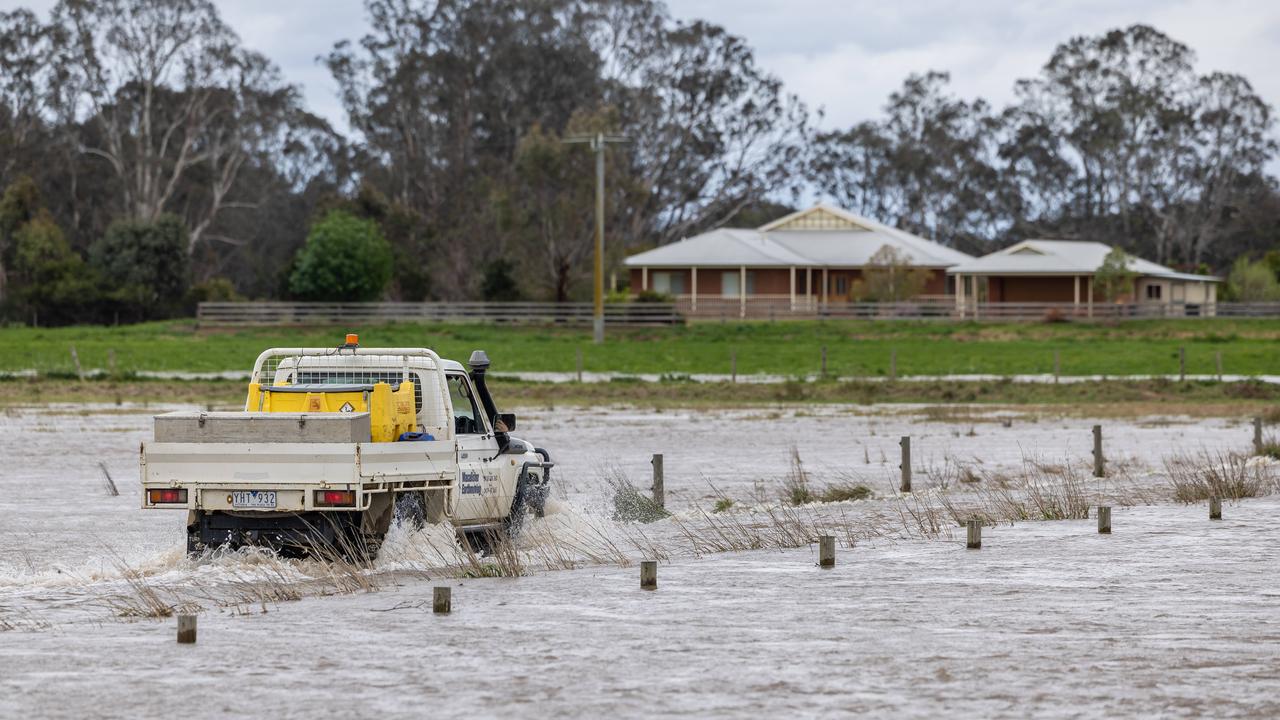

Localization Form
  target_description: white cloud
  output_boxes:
[11,0,1280,140]
[667,0,1280,133]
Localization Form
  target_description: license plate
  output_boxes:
[231,491,277,509]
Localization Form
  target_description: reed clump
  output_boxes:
[1164,450,1268,502]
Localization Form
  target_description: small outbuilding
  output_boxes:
[946,240,1220,315]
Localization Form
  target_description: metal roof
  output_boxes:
[946,240,1221,282]
[623,204,974,269]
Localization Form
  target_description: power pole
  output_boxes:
[564,132,629,344]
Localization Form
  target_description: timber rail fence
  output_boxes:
[196,300,1280,327]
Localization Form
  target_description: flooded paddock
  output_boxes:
[0,403,1276,718]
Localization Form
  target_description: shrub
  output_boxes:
[187,277,244,304]
[634,290,673,303]
[1226,257,1280,301]
[479,258,522,301]
[90,215,191,320]
[11,213,99,324]
[289,210,393,301]
[1041,308,1069,324]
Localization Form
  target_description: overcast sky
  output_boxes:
[13,0,1280,136]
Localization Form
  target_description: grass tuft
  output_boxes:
[605,466,671,523]
[818,483,873,503]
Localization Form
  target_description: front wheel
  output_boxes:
[506,476,549,538]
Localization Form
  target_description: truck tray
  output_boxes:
[154,411,373,444]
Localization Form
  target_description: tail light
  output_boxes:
[315,490,356,507]
[148,488,188,504]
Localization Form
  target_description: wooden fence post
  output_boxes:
[1053,350,1060,384]
[433,586,451,614]
[818,535,835,568]
[821,346,828,378]
[1092,425,1104,478]
[176,615,197,644]
[1209,497,1222,521]
[1097,506,1111,534]
[70,345,84,382]
[1215,351,1223,381]
[1178,346,1186,382]
[640,560,657,590]
[651,453,664,508]
[730,350,737,384]
[966,519,982,549]
[1254,417,1264,455]
[575,348,583,383]
[899,436,911,492]
[890,349,898,381]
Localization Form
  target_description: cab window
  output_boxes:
[447,374,485,435]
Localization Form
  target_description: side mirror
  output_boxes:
[495,412,516,432]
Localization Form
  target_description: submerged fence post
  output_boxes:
[576,348,583,383]
[176,614,197,644]
[818,535,835,568]
[1178,346,1186,382]
[1254,417,1264,455]
[730,350,737,384]
[1209,496,1222,521]
[651,453,664,508]
[1092,425,1104,478]
[966,519,982,549]
[890,349,898,381]
[433,586,451,614]
[1097,506,1112,534]
[899,436,911,492]
[640,560,657,590]
[1215,351,1223,381]
[1053,350,1060,384]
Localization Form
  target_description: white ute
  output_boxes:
[140,335,553,556]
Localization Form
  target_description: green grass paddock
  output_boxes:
[1,318,1277,378]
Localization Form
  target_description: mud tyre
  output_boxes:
[186,526,206,556]
[394,492,427,529]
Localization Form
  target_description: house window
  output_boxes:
[651,271,685,295]
[835,277,848,295]
[1146,284,1162,300]
[721,271,755,297]
[721,271,739,297]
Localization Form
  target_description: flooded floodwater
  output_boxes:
[0,403,1275,717]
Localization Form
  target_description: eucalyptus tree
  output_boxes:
[51,0,326,252]
[1007,24,1274,265]
[327,0,811,299]
[811,72,1006,253]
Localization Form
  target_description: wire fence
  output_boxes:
[196,300,1280,327]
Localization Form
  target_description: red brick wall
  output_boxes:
[999,276,1076,302]
[751,269,791,294]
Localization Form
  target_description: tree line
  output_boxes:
[0,1,1277,325]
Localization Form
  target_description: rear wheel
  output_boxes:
[186,525,206,555]
[394,492,426,529]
